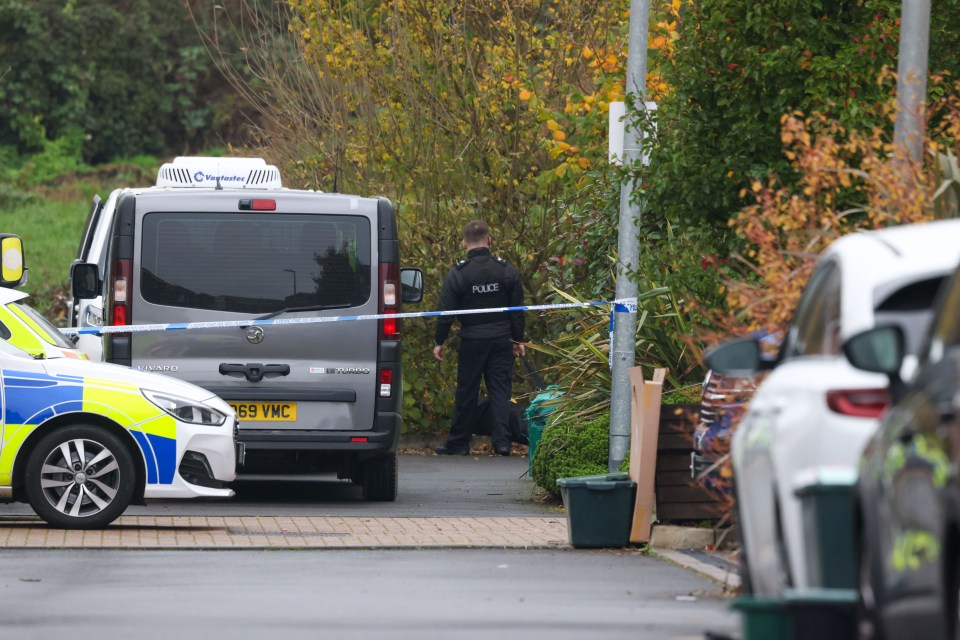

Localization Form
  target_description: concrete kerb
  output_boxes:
[649,524,741,590]
[650,524,716,549]
[654,548,741,591]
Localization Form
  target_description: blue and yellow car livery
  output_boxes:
[2,370,177,486]
[0,339,237,528]
[0,232,236,528]
[0,286,88,360]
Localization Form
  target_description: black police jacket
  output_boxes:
[434,247,525,345]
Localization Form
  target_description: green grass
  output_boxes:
[3,158,163,322]
[7,197,89,322]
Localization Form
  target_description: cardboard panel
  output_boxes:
[628,367,666,544]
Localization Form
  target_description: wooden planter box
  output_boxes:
[655,403,723,522]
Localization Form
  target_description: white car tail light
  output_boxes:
[826,388,890,418]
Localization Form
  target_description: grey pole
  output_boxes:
[893,0,931,167]
[609,0,651,471]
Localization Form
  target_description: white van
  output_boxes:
[69,157,423,501]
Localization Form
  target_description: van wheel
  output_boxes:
[362,453,398,502]
[23,425,136,529]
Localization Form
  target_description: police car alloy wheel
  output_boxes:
[24,425,136,529]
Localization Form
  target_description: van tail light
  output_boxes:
[110,258,132,337]
[379,263,401,340]
[379,368,393,398]
[826,388,890,418]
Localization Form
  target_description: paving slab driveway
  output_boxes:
[0,455,568,548]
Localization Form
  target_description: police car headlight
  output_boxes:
[143,390,227,426]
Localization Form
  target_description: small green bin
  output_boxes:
[783,588,857,640]
[794,470,858,589]
[556,472,636,548]
[730,596,789,640]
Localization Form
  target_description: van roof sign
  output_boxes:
[156,156,283,189]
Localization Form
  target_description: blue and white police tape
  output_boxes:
[59,297,640,337]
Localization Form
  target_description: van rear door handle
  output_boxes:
[83,306,103,326]
[219,363,290,383]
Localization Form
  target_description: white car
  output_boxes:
[706,219,960,595]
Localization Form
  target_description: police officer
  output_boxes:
[433,220,525,456]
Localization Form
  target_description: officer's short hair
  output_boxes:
[463,220,490,244]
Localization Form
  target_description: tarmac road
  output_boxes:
[0,453,740,640]
[1,453,555,518]
[0,548,737,640]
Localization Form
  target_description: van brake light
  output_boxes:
[379,368,393,398]
[382,310,397,337]
[110,258,132,337]
[239,199,276,211]
[379,263,401,340]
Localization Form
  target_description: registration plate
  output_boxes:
[229,402,297,422]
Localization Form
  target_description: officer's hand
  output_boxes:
[433,345,444,362]
[513,343,525,358]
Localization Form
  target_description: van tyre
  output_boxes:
[24,425,136,529]
[361,453,398,502]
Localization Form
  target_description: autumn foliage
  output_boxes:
[689,83,960,524]
[719,84,960,337]
[204,0,960,437]
[203,0,686,431]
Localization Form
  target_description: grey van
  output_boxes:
[70,157,423,501]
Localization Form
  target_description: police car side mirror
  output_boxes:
[400,268,424,304]
[71,261,100,300]
[0,234,27,288]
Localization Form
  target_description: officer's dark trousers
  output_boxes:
[446,337,514,451]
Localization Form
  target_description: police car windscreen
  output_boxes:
[13,302,76,349]
[140,213,372,313]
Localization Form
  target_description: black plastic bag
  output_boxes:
[472,397,529,445]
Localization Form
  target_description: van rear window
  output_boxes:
[140,213,371,313]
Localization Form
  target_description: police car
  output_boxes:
[0,234,238,529]
[0,286,89,360]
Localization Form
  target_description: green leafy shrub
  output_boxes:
[532,409,628,500]
[0,0,254,163]
[20,128,86,185]
[0,183,41,209]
